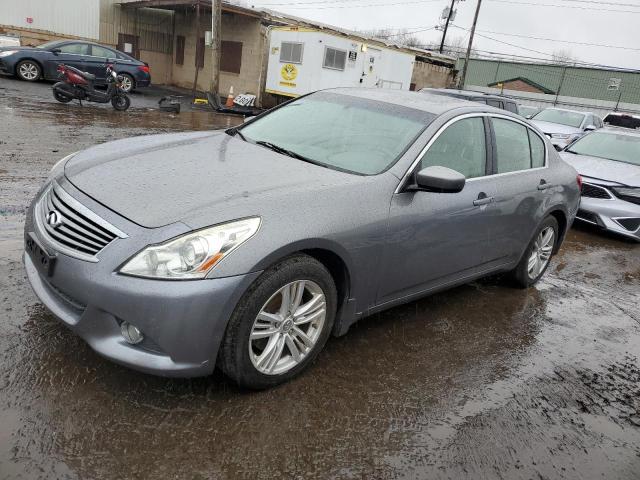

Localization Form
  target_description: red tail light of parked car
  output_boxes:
[138,65,150,74]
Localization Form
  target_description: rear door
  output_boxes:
[84,44,118,82]
[484,115,550,264]
[44,42,89,78]
[377,115,497,305]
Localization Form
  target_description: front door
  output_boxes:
[377,115,497,305]
[44,42,89,79]
[362,48,381,88]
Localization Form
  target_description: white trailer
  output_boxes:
[265,26,416,98]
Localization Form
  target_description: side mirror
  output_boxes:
[413,166,466,193]
[584,125,597,131]
[51,48,61,55]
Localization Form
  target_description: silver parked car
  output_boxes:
[531,108,603,151]
[24,89,581,389]
[561,128,640,241]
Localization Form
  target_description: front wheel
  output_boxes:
[111,94,130,111]
[219,254,337,390]
[16,60,41,82]
[510,216,559,288]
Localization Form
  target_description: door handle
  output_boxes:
[537,179,551,191]
[473,193,494,206]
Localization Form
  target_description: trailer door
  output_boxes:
[362,48,382,87]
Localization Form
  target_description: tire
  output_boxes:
[53,90,73,103]
[510,216,559,288]
[119,73,135,93]
[111,94,130,111]
[16,60,41,82]
[219,254,337,390]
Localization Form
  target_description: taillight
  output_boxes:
[577,175,583,191]
[138,65,150,73]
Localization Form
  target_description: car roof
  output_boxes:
[421,88,516,102]
[324,88,496,115]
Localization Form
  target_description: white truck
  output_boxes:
[265,26,415,98]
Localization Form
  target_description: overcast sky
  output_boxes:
[244,0,640,70]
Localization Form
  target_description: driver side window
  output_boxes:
[419,117,487,179]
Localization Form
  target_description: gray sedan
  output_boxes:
[24,89,580,389]
[561,128,640,241]
[531,108,603,151]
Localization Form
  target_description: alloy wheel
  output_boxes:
[527,226,555,280]
[120,75,133,93]
[249,280,327,375]
[18,62,39,80]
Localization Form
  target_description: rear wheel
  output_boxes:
[111,94,130,111]
[219,254,337,390]
[16,60,41,81]
[510,216,559,288]
[53,90,73,103]
[119,73,134,93]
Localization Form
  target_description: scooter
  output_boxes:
[52,63,130,111]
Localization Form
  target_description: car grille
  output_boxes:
[36,181,126,261]
[615,218,640,232]
[581,183,612,200]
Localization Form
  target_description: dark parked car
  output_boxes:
[24,89,580,389]
[420,88,519,114]
[0,40,150,93]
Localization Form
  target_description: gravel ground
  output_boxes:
[1,76,639,480]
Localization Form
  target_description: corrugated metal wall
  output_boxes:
[0,0,100,39]
[458,58,640,108]
[100,0,174,53]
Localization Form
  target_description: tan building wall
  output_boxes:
[411,61,454,90]
[170,11,265,100]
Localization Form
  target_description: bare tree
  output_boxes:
[551,49,579,66]
[422,35,471,57]
[358,28,423,48]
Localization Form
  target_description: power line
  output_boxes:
[476,29,640,52]
[487,0,640,14]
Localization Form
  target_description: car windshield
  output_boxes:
[533,109,585,128]
[36,40,65,49]
[238,92,433,175]
[604,114,640,130]
[567,131,640,166]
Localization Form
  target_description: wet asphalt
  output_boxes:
[1,77,639,480]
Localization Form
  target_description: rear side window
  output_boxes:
[486,99,503,109]
[91,45,116,59]
[528,130,545,168]
[493,118,532,173]
[420,117,487,179]
[505,102,518,114]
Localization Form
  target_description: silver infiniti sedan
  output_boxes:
[24,89,580,389]
[531,108,603,151]
[560,128,640,241]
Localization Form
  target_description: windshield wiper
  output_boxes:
[564,149,577,154]
[255,141,321,166]
[227,127,247,141]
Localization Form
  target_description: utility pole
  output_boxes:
[439,0,457,54]
[210,0,222,101]
[459,0,482,89]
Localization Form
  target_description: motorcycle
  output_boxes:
[52,62,130,111]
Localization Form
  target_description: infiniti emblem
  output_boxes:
[46,210,63,228]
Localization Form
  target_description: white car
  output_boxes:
[0,34,20,48]
[530,108,604,151]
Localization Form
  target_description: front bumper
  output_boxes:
[23,179,261,377]
[576,194,640,242]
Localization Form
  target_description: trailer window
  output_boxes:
[323,47,347,71]
[280,42,303,64]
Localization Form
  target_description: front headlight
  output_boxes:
[0,50,18,58]
[612,187,640,203]
[119,217,261,279]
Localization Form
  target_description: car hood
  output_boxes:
[530,120,582,135]
[560,152,640,187]
[64,131,356,228]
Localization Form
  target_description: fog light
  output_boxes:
[120,322,144,345]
